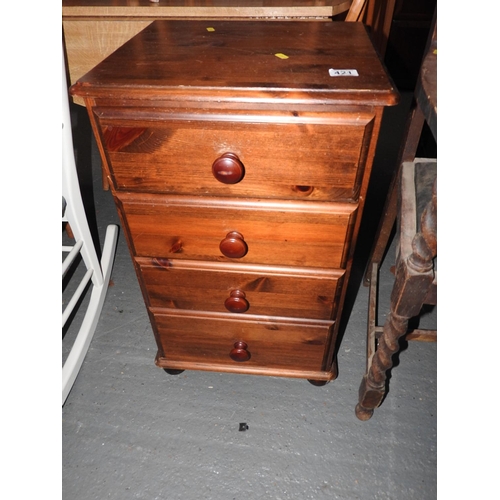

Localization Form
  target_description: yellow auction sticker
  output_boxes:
[274,53,289,59]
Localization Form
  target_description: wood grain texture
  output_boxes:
[151,308,333,372]
[63,0,353,105]
[345,0,366,21]
[117,193,357,268]
[62,0,348,19]
[96,110,375,202]
[70,20,399,107]
[72,20,398,381]
[137,257,344,319]
[63,19,152,105]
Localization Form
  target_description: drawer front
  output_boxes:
[96,110,375,202]
[137,257,344,320]
[119,194,357,268]
[151,309,333,372]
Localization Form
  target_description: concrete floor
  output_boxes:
[62,92,436,499]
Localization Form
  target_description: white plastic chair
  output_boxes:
[62,49,118,405]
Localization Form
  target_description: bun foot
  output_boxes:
[308,379,329,387]
[355,403,374,420]
[164,369,185,375]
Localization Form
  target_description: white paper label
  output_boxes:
[329,69,359,77]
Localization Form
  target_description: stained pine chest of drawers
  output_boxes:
[71,20,398,384]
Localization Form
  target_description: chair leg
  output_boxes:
[356,177,436,419]
[355,311,409,420]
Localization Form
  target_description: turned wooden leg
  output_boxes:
[357,165,436,421]
[355,312,409,420]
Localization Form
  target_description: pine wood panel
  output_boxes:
[118,194,357,268]
[151,308,333,372]
[63,1,352,105]
[62,0,347,18]
[63,20,152,106]
[71,21,399,106]
[96,111,375,202]
[136,257,344,319]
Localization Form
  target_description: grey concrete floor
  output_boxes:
[62,93,436,499]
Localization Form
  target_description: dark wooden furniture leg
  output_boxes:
[357,15,436,420]
[356,168,436,421]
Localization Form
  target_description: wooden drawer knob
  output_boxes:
[212,153,245,184]
[220,231,248,259]
[230,341,251,362]
[225,290,249,313]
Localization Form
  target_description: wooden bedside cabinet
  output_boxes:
[70,20,398,384]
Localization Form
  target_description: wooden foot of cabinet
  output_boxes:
[163,369,185,376]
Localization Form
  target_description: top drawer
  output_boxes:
[94,109,375,202]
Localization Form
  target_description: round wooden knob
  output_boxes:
[230,341,251,362]
[212,153,245,184]
[225,290,249,313]
[220,231,248,259]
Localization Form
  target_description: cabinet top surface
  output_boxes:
[70,20,398,106]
